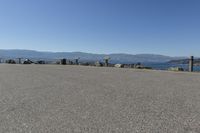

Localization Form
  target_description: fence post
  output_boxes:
[104,56,110,67]
[189,56,194,72]
[61,59,67,65]
[75,58,80,65]
[18,58,22,64]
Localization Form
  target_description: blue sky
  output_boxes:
[0,0,200,56]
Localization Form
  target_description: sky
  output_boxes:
[0,0,200,56]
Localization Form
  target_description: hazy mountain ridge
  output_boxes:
[0,49,184,63]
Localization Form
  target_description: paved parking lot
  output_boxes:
[0,64,200,133]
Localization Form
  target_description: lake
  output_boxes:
[144,63,200,72]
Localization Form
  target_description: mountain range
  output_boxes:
[0,49,185,63]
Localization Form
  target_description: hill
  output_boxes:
[0,49,183,63]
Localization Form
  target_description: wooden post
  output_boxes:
[61,59,67,65]
[104,56,110,67]
[75,58,80,65]
[189,56,194,72]
[18,58,22,64]
[105,59,108,67]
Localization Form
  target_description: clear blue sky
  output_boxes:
[0,0,200,56]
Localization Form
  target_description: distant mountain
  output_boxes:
[0,49,184,63]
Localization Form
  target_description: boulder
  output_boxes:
[168,67,184,71]
[114,64,124,68]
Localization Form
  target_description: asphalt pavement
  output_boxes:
[0,64,200,133]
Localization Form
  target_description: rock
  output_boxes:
[6,59,16,64]
[168,67,184,71]
[114,64,124,68]
[95,61,103,67]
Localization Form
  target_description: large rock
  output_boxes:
[168,67,184,71]
[114,64,124,68]
[95,61,103,67]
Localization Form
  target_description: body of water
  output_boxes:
[144,63,200,72]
